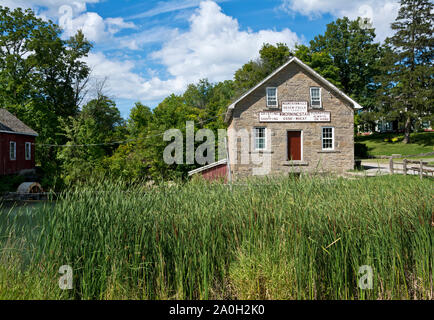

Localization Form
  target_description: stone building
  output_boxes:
[225,57,362,179]
[189,57,362,180]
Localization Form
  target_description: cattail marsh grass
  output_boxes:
[0,174,432,299]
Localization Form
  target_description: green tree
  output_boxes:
[58,96,125,184]
[294,44,341,87]
[0,6,92,184]
[308,17,383,109]
[234,43,293,94]
[183,79,214,110]
[127,102,153,136]
[376,0,433,143]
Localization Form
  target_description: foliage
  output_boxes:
[57,96,126,184]
[375,0,434,143]
[354,142,369,159]
[0,174,25,193]
[233,43,292,95]
[1,175,433,299]
[300,17,383,110]
[0,6,92,184]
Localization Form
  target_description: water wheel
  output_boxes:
[17,182,43,194]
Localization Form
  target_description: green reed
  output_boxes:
[0,174,432,299]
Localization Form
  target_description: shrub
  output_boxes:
[354,142,368,159]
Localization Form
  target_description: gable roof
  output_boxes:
[0,109,38,136]
[225,57,362,123]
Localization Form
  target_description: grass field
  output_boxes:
[0,175,433,300]
[356,132,434,157]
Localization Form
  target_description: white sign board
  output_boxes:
[282,101,308,113]
[259,111,331,122]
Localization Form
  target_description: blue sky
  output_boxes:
[0,0,400,118]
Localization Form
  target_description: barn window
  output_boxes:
[10,141,16,160]
[254,127,266,151]
[310,87,322,108]
[25,142,31,160]
[266,87,278,107]
[322,127,334,150]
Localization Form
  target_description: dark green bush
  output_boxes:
[355,142,369,159]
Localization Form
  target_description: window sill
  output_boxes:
[250,151,274,154]
[282,161,309,166]
[318,150,341,154]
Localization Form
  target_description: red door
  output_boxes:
[287,131,301,161]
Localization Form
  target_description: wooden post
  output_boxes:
[403,159,407,176]
[419,160,423,180]
[389,156,394,175]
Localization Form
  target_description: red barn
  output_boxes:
[0,109,38,175]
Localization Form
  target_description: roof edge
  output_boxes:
[224,57,363,123]
[0,130,38,137]
[188,159,227,176]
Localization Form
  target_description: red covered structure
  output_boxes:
[0,109,38,175]
[188,159,228,182]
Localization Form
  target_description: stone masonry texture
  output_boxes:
[227,62,355,179]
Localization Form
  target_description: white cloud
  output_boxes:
[128,0,229,19]
[0,0,135,43]
[0,0,98,15]
[280,0,400,41]
[117,27,178,51]
[148,1,301,95]
[83,1,302,105]
[60,11,136,43]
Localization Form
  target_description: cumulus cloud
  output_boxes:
[149,1,301,92]
[60,11,136,43]
[280,0,400,41]
[0,0,135,43]
[84,1,302,105]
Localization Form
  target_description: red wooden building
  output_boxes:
[188,159,228,182]
[0,109,38,175]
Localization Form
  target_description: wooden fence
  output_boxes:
[389,157,434,179]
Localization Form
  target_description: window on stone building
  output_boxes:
[254,127,266,151]
[322,127,334,150]
[266,87,278,107]
[310,87,322,108]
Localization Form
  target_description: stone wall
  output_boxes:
[227,62,355,179]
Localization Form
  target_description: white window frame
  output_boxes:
[310,87,322,109]
[253,127,267,151]
[10,141,16,160]
[25,142,31,160]
[322,127,334,151]
[266,87,278,108]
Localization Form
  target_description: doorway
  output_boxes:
[287,131,302,161]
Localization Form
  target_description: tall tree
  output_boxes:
[234,43,292,94]
[377,0,433,143]
[308,17,383,109]
[0,6,92,183]
[127,102,153,136]
[294,44,341,87]
[58,96,125,183]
